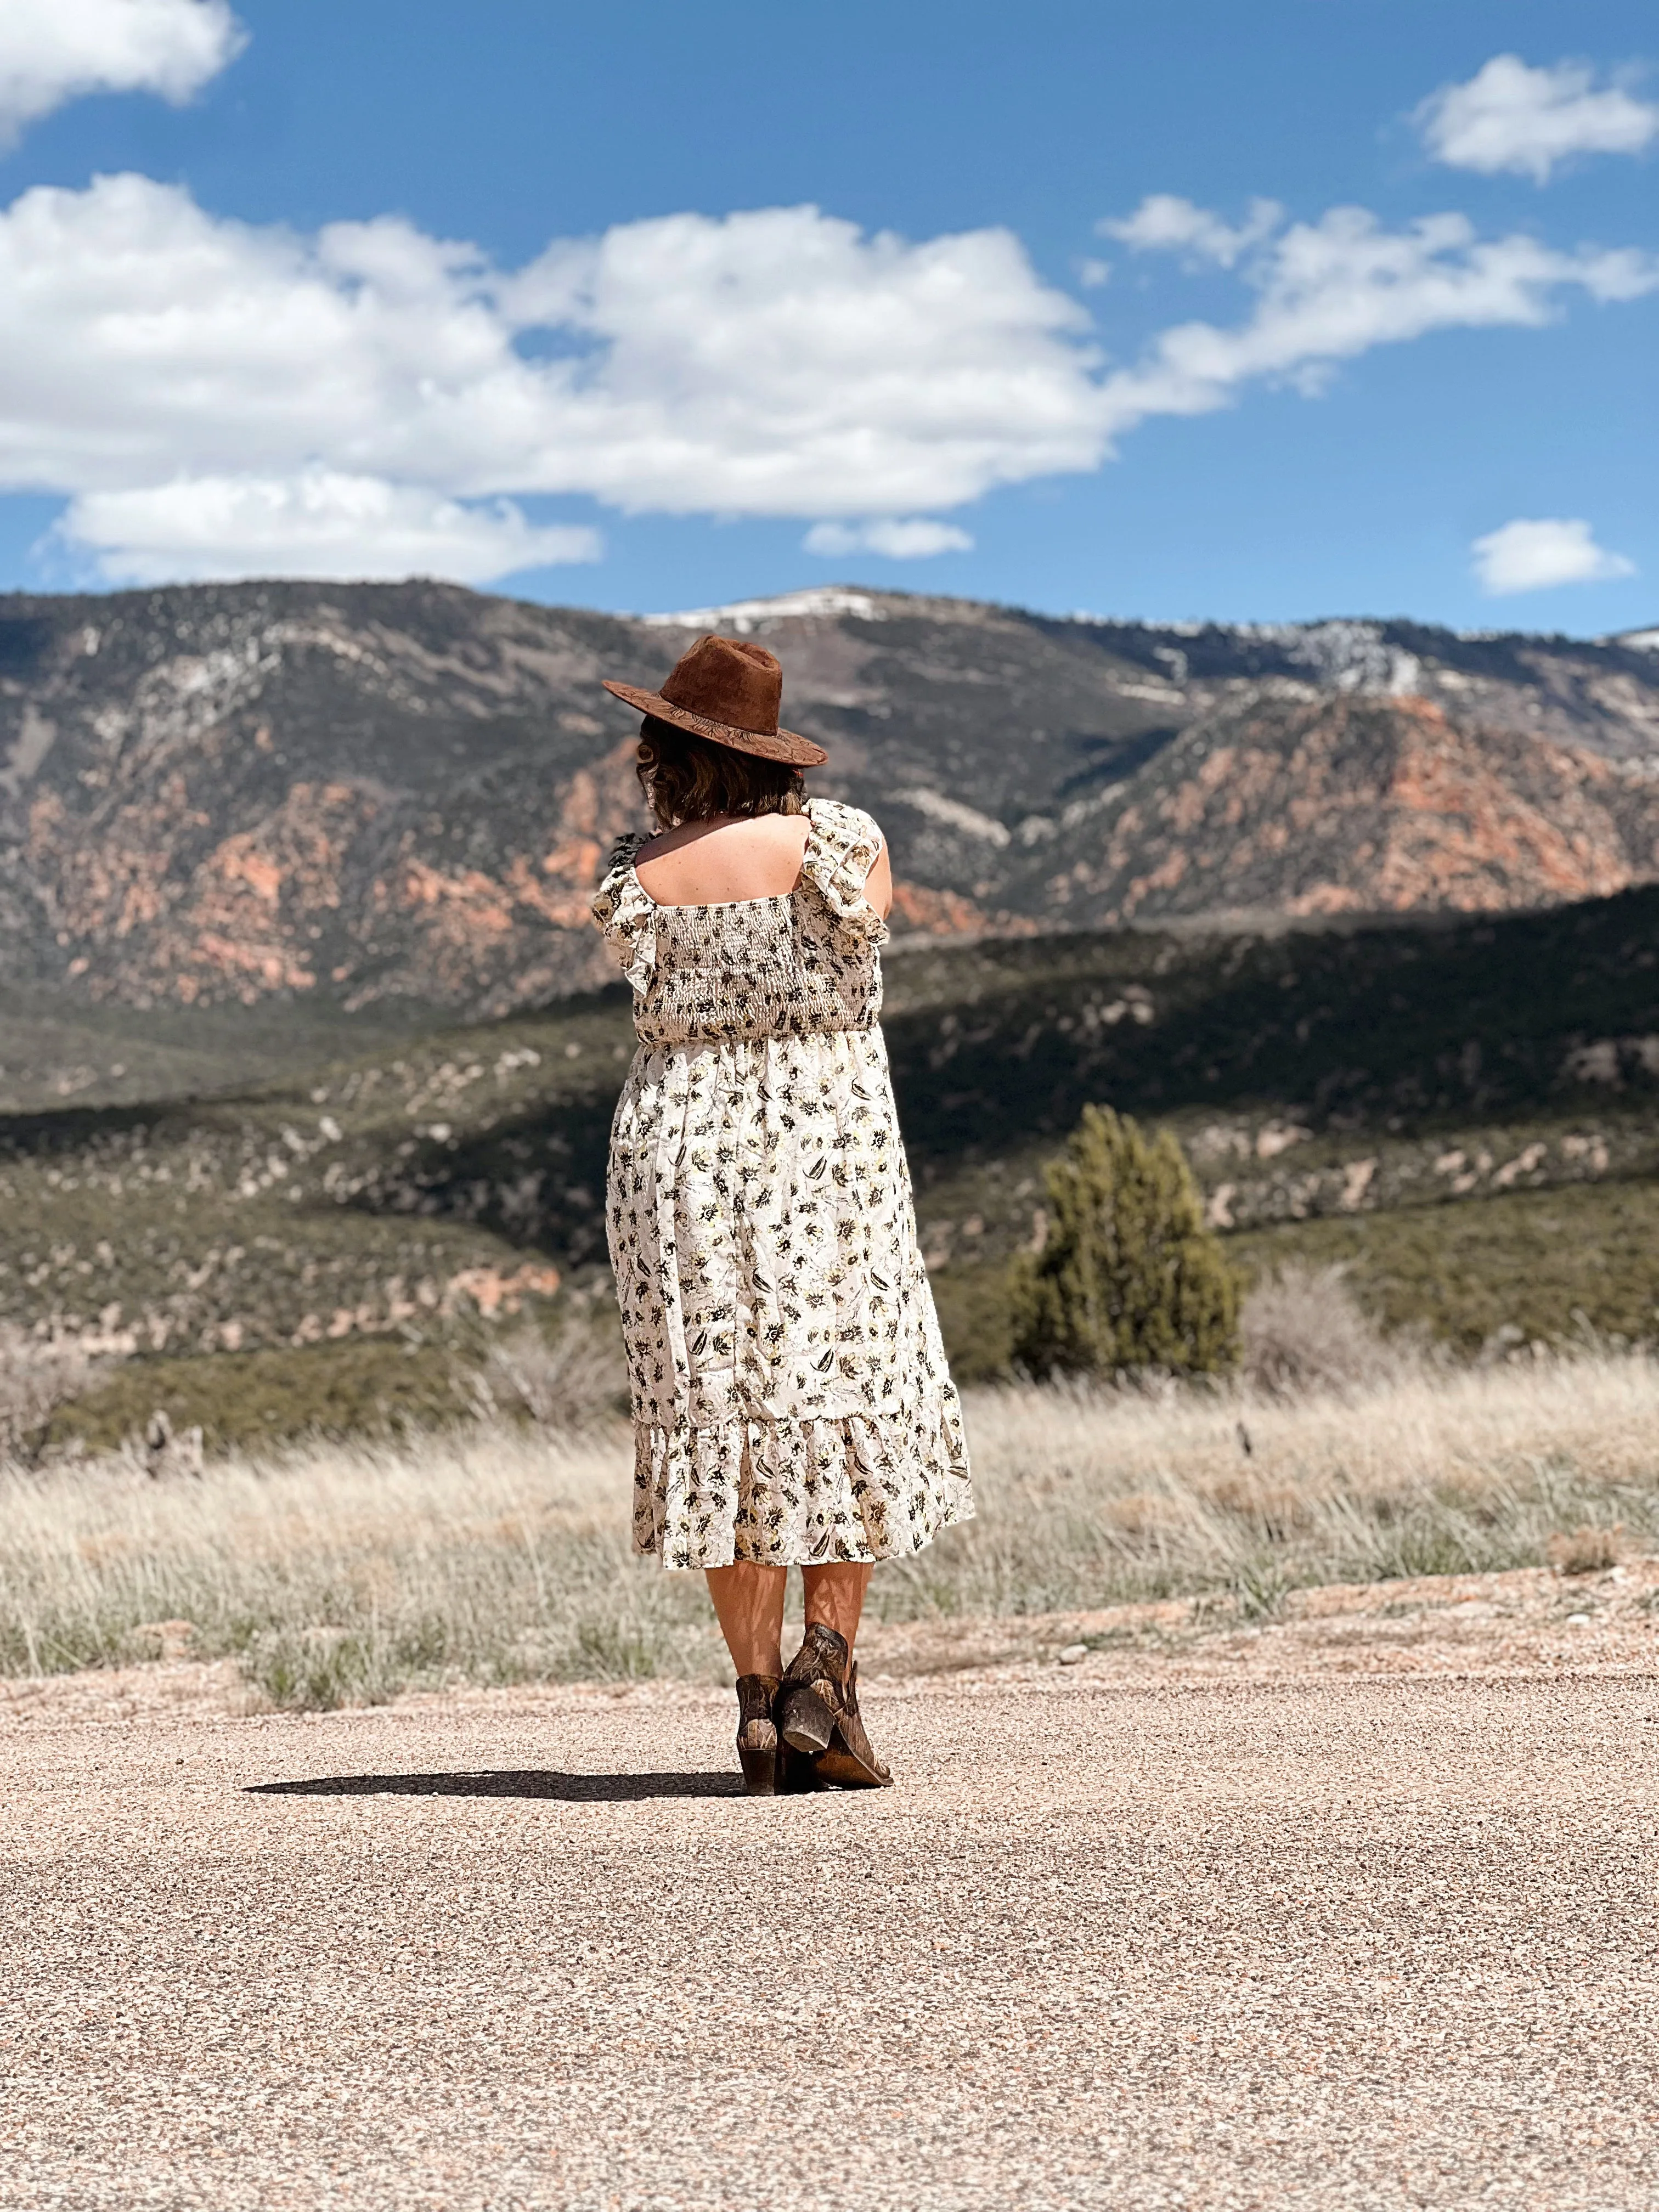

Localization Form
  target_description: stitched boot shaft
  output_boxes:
[736,1672,781,1749]
[735,1673,782,1796]
[777,1624,849,1756]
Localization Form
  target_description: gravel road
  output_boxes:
[4,1672,1658,2211]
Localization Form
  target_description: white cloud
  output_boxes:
[1417,54,1659,183]
[803,517,973,559]
[1099,194,1283,268]
[0,0,243,144]
[0,170,1652,584]
[495,205,1104,515]
[1471,517,1636,595]
[0,176,1105,581]
[57,470,600,585]
[1093,198,1658,437]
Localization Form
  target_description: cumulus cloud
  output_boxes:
[0,170,1654,584]
[1094,197,1658,435]
[57,471,600,585]
[1098,195,1283,268]
[803,517,973,558]
[1417,54,1659,183]
[495,205,1105,515]
[0,0,243,144]
[1471,517,1636,595]
[0,177,1104,578]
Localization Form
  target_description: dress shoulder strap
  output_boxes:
[800,799,889,950]
[590,834,658,995]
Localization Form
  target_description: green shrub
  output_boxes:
[1227,1179,1659,1355]
[1009,1104,1239,1378]
[927,1263,1018,1381]
[38,1332,474,1457]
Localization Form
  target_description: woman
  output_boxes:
[590,633,972,1794]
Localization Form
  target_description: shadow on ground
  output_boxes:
[248,1769,744,1802]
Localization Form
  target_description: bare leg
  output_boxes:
[704,1562,787,1678]
[800,1561,873,1654]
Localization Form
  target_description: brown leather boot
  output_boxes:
[812,1661,893,1789]
[778,1625,893,1788]
[777,1623,848,1756]
[735,1673,782,1797]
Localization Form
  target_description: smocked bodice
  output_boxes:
[590,799,889,1049]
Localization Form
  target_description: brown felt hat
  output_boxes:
[602,634,827,768]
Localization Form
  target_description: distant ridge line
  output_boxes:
[631,580,1658,654]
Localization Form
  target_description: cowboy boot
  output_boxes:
[777,1623,849,1757]
[811,1661,893,1790]
[778,1626,893,1788]
[735,1673,782,1797]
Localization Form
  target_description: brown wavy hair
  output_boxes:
[635,715,805,828]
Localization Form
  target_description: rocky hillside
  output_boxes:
[4,879,1657,1416]
[2,579,1658,1018]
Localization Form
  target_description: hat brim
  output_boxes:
[601,679,828,768]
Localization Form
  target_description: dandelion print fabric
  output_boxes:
[591,799,973,1569]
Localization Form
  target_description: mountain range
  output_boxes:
[2,578,1658,1022]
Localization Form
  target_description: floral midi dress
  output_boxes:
[590,798,973,1570]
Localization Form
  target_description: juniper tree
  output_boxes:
[1009,1104,1239,1378]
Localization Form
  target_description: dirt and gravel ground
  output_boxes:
[4,1577,1659,2211]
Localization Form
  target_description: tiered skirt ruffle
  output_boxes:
[632,1397,973,1569]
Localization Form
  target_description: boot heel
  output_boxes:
[738,1739,778,1796]
[779,1681,836,1756]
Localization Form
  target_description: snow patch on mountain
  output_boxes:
[1251,621,1423,696]
[639,588,887,632]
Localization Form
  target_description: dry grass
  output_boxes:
[0,1425,718,1705]
[0,1324,103,1455]
[1238,1261,1409,1400]
[891,1356,1659,1623]
[3,1356,1658,1706]
[465,1314,631,1433]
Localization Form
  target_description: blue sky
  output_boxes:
[0,0,1654,630]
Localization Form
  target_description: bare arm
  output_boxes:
[864,837,893,921]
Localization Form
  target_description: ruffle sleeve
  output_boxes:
[800,799,889,951]
[589,834,658,996]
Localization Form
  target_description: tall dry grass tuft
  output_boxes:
[3,1355,1658,1706]
[0,1325,102,1457]
[1238,1262,1408,1401]
[467,1313,630,1433]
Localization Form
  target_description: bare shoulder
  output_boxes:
[634,811,811,906]
[735,811,814,857]
[638,812,806,863]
